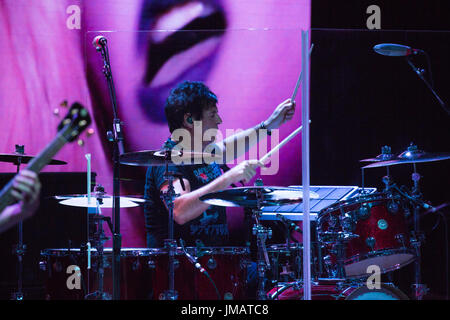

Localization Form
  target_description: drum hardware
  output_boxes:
[267,278,409,300]
[2,145,68,300]
[179,239,221,300]
[360,143,450,299]
[200,183,316,300]
[361,145,450,169]
[83,190,114,300]
[249,180,272,300]
[158,140,187,301]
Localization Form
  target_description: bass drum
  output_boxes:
[267,279,409,300]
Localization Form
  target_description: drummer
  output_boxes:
[144,81,295,248]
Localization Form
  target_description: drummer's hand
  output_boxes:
[264,98,296,130]
[224,160,264,185]
[11,170,41,219]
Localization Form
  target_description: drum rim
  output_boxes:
[267,281,409,300]
[345,283,410,300]
[344,248,417,278]
[317,191,394,221]
[40,246,250,257]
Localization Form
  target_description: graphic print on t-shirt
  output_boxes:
[189,164,228,238]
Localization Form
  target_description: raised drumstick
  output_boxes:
[260,120,311,164]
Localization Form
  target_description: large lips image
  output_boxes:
[137,0,227,122]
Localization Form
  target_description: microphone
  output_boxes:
[276,214,302,234]
[373,43,424,57]
[92,35,107,49]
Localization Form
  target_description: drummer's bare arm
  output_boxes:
[0,170,41,234]
[217,99,295,162]
[161,160,263,225]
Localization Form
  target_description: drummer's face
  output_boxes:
[196,104,222,147]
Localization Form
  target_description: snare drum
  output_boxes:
[267,278,409,300]
[317,192,415,278]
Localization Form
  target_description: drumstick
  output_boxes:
[260,120,311,164]
[291,43,314,101]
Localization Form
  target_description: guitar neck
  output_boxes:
[0,131,68,213]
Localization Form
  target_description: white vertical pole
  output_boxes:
[85,153,92,271]
[301,30,311,300]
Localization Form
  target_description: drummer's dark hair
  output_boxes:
[165,81,218,133]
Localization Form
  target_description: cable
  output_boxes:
[179,239,221,299]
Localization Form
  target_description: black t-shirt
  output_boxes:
[144,151,229,248]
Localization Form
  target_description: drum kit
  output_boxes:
[3,140,449,300]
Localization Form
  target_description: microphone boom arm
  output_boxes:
[406,56,450,116]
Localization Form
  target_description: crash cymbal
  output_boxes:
[120,149,223,167]
[0,153,67,165]
[362,145,450,169]
[200,186,319,208]
[59,196,145,208]
[360,146,396,162]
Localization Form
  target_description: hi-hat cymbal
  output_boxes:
[120,149,223,167]
[362,146,450,169]
[0,153,67,165]
[200,186,319,208]
[55,194,145,208]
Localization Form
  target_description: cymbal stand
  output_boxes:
[11,145,25,300]
[410,163,428,300]
[251,182,272,300]
[84,193,113,300]
[159,145,185,300]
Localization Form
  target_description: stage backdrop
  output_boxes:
[0,0,311,247]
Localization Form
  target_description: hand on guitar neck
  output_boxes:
[0,170,41,234]
[0,101,91,234]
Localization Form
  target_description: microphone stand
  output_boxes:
[95,37,123,300]
[406,56,450,116]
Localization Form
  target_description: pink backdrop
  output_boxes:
[0,0,310,246]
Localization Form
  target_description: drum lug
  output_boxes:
[365,237,376,251]
[387,200,400,214]
[340,213,355,233]
[206,257,217,270]
[132,260,141,271]
[357,203,371,220]
[39,260,47,272]
[395,234,407,248]
[147,259,156,270]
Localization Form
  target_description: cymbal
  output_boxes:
[120,149,223,167]
[362,148,450,169]
[199,186,319,208]
[55,194,145,208]
[0,153,67,165]
[360,145,395,162]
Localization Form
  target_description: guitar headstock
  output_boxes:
[57,102,92,142]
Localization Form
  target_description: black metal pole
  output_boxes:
[406,56,450,116]
[95,36,123,300]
